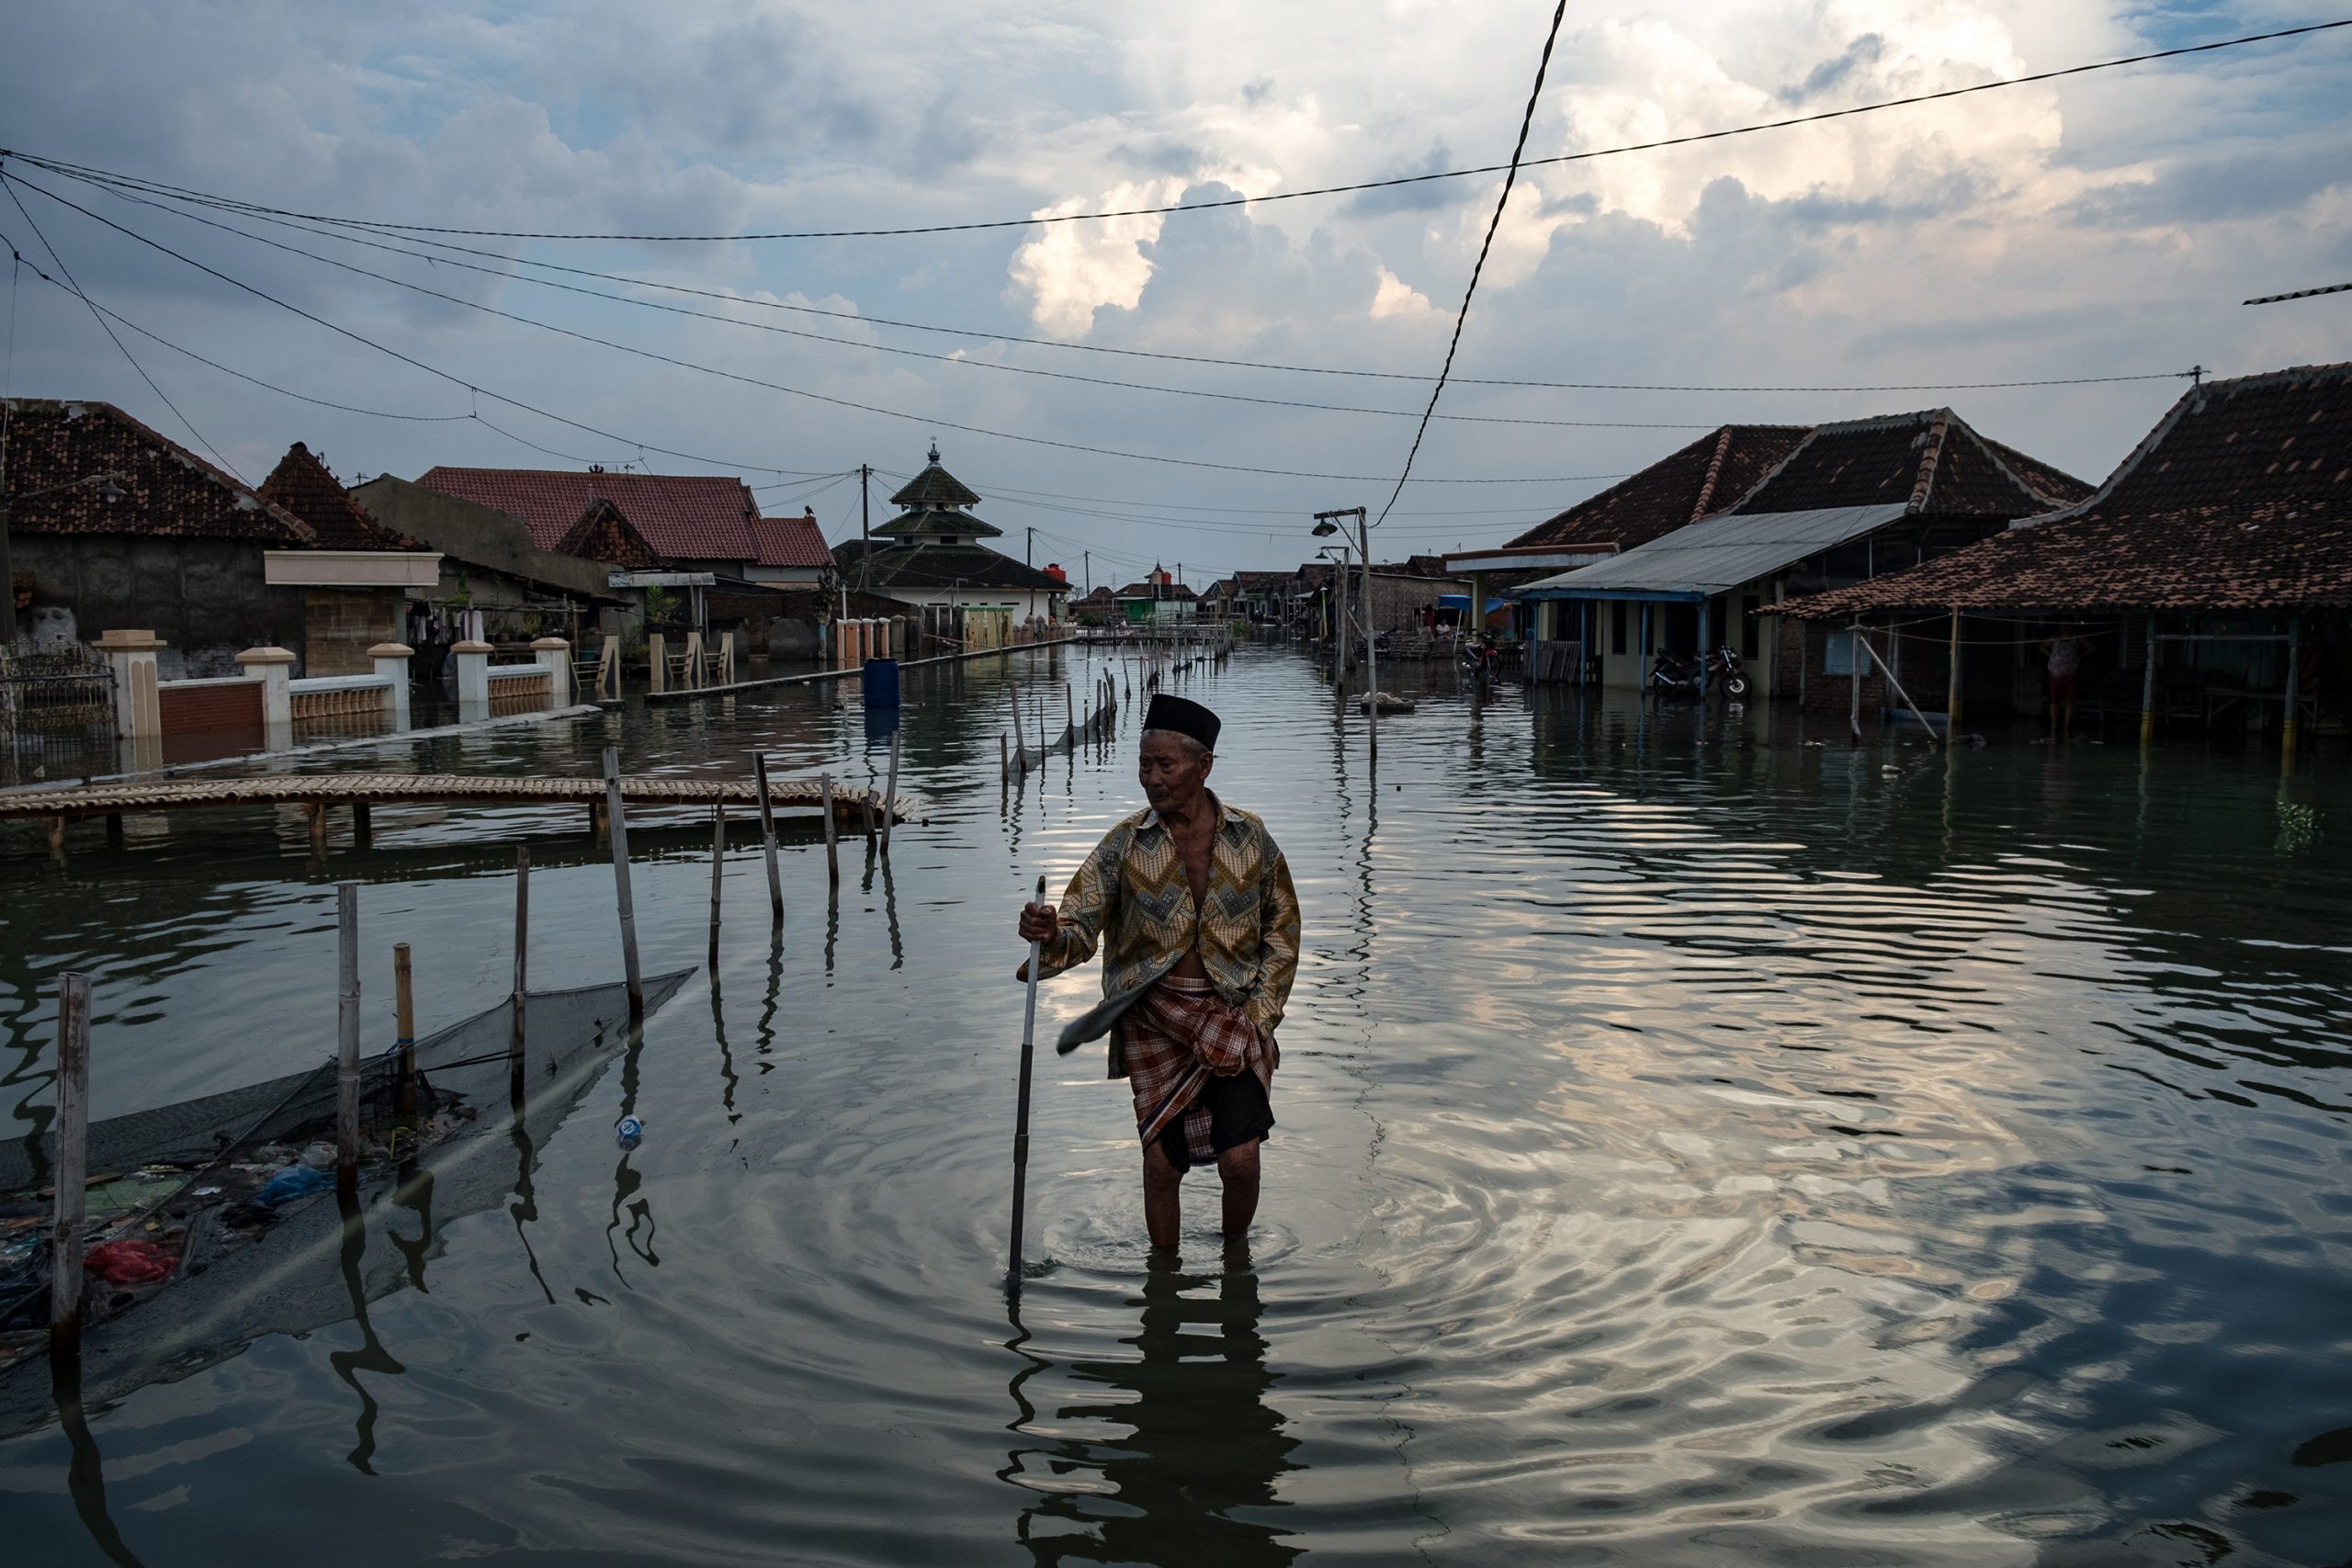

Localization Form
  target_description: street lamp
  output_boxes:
[1313,506,1374,732]
[2,471,129,646]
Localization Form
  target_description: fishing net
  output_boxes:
[0,975,689,1195]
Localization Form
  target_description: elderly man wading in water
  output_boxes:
[1018,694,1302,1252]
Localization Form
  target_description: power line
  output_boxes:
[1,188,244,481]
[0,176,957,481]
[1376,0,1567,528]
[2244,280,2351,305]
[0,245,473,423]
[28,153,2202,397]
[11,21,2340,243]
[1,168,1616,486]
[43,175,1719,433]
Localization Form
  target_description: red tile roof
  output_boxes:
[1,398,311,543]
[749,513,832,569]
[1508,425,1814,550]
[555,498,661,570]
[414,468,760,561]
[1730,409,2092,516]
[1783,363,2352,615]
[257,442,426,551]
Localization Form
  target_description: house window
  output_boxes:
[1611,601,1627,655]
[1823,628,1855,676]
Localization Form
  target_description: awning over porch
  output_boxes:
[1513,503,1908,602]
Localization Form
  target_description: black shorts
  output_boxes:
[1157,1071,1274,1173]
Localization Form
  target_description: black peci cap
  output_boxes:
[1142,694,1220,751]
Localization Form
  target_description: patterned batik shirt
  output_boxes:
[1022,791,1302,1077]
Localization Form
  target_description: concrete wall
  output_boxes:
[304,586,404,675]
[13,534,304,678]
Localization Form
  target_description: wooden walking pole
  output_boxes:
[753,754,784,923]
[603,747,645,1019]
[820,772,841,884]
[392,941,418,1124]
[708,800,727,970]
[511,845,529,1109]
[1008,874,1046,1292]
[336,882,362,1198]
[880,726,902,856]
[49,972,92,1352]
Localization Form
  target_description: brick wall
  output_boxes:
[1363,573,1464,632]
[304,586,404,676]
[1796,620,1888,716]
[160,679,263,733]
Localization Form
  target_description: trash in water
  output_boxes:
[85,1239,176,1285]
[298,1143,338,1170]
[194,1186,222,1198]
[616,1115,644,1148]
[257,1166,333,1205]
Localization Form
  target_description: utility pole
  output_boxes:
[857,463,872,592]
[1083,550,1091,595]
[1026,525,1035,568]
[1314,506,1374,744]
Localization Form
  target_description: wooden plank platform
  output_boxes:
[0,772,918,826]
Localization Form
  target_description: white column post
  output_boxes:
[236,645,296,746]
[94,628,164,739]
[369,642,413,728]
[451,638,492,716]
[532,637,571,705]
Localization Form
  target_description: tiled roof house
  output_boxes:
[254,441,442,674]
[1514,408,2091,695]
[1784,364,2352,616]
[415,467,761,572]
[747,509,833,586]
[1775,365,2352,731]
[1,400,428,675]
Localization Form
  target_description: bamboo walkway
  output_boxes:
[0,771,917,831]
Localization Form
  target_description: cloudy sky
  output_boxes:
[2,1,2346,588]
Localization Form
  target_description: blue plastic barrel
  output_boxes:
[863,658,901,707]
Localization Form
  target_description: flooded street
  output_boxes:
[4,646,2348,1565]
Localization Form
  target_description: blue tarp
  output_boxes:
[1437,593,1510,615]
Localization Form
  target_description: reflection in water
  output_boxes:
[605,1020,658,1282]
[1009,1252,1300,1566]
[330,1184,407,1475]
[51,1352,146,1568]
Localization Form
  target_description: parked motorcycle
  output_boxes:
[1648,647,1749,698]
[1458,632,1504,681]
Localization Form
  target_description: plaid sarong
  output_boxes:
[1123,975,1275,1162]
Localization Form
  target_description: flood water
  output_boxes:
[3,646,2349,1565]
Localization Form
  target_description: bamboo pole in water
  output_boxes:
[709,800,727,970]
[820,773,840,884]
[393,942,417,1125]
[881,727,902,856]
[511,846,529,1110]
[753,754,783,923]
[1947,608,1963,736]
[49,972,91,1350]
[603,747,644,1018]
[336,883,362,1198]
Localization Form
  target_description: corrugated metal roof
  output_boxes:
[1517,503,1908,600]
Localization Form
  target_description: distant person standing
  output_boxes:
[2043,626,2085,739]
